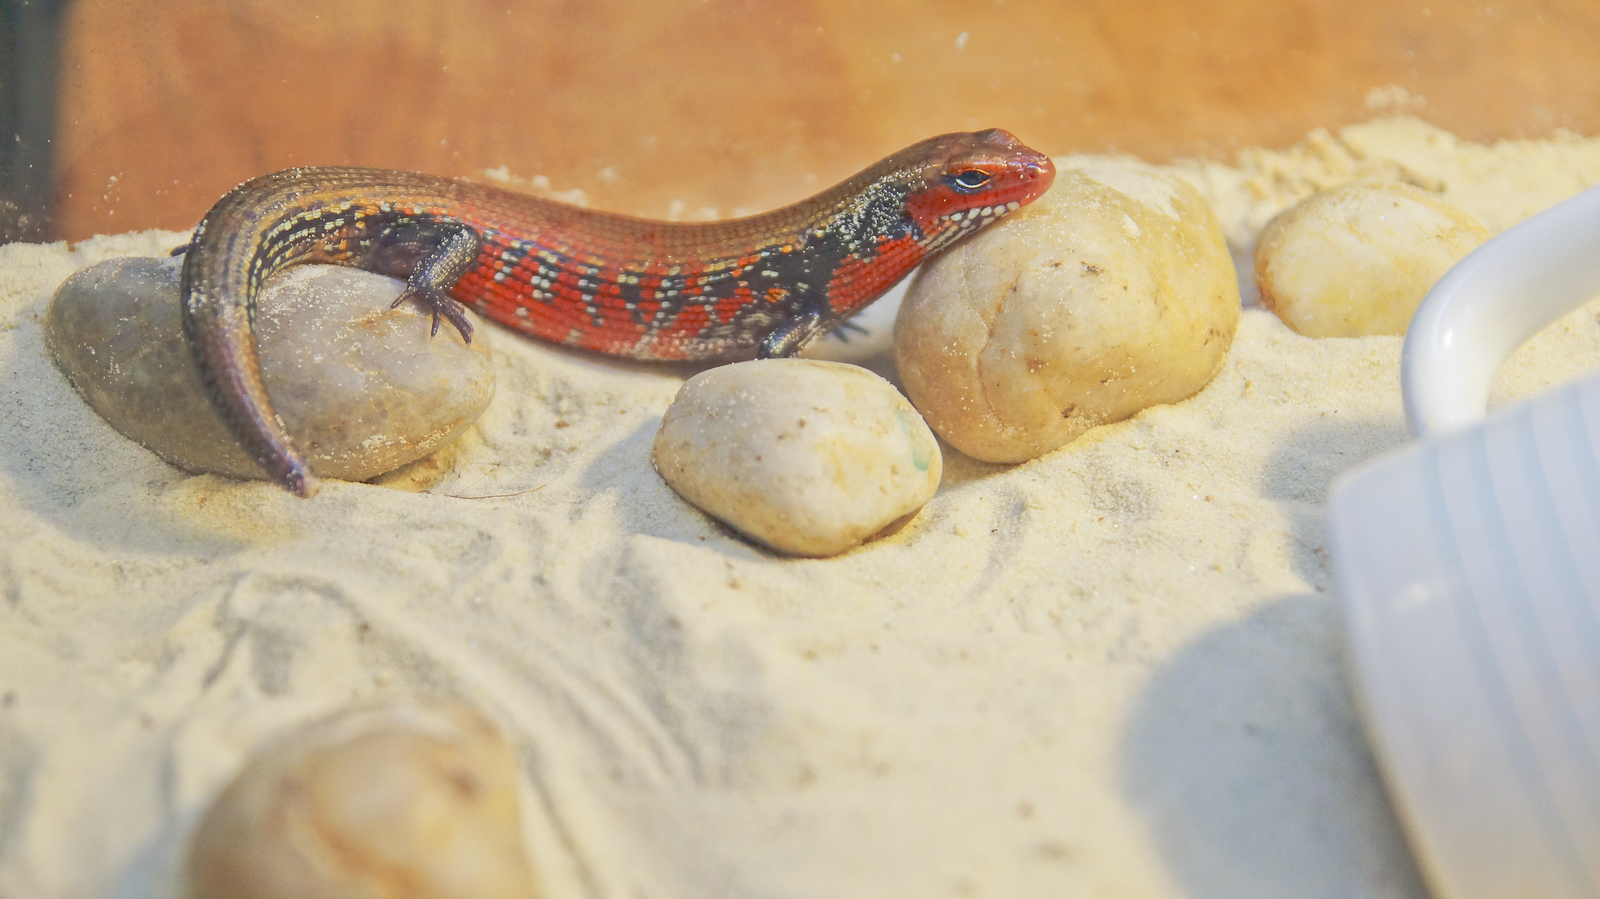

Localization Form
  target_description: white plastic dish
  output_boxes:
[1403,185,1600,439]
[1329,184,1600,899]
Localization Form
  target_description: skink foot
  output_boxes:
[376,221,482,344]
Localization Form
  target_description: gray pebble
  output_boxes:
[187,699,540,899]
[44,257,495,484]
[652,359,942,557]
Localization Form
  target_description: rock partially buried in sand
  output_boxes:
[894,157,1240,463]
[44,257,495,484]
[1254,180,1490,337]
[187,699,540,899]
[652,359,941,557]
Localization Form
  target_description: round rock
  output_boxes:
[187,699,540,899]
[44,257,494,484]
[894,156,1240,463]
[1254,180,1490,337]
[651,359,942,557]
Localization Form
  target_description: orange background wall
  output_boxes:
[51,0,1600,240]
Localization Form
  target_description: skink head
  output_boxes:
[895,128,1056,246]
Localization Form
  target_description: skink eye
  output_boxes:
[946,169,992,192]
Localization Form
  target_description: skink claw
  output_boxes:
[393,282,475,343]
[386,222,481,343]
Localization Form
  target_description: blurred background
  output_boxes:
[2,0,1598,243]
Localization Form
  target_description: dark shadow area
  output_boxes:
[1121,592,1431,899]
[1,0,67,242]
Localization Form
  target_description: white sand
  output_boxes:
[2,117,1599,898]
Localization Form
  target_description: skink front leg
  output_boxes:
[758,307,826,358]
[371,221,482,343]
